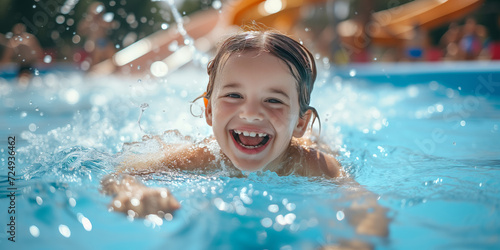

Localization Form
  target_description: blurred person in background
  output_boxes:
[403,23,428,61]
[440,22,461,60]
[458,17,482,60]
[0,23,43,84]
[77,2,116,69]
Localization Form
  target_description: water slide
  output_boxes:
[227,0,483,47]
[90,9,227,76]
[93,0,483,75]
[337,0,484,47]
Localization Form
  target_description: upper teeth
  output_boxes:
[234,130,267,137]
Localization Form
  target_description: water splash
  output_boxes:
[137,102,149,133]
[152,0,208,67]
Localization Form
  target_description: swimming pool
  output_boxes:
[1,61,499,249]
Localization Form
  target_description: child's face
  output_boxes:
[205,51,310,172]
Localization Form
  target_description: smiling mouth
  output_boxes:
[231,130,270,149]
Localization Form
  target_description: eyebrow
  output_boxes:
[221,83,290,100]
[269,88,290,99]
[221,83,240,89]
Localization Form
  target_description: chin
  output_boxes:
[232,159,266,172]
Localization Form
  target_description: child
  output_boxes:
[102,30,387,237]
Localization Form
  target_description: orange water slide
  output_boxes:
[228,0,483,47]
[226,0,325,33]
[338,0,483,47]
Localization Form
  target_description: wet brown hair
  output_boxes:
[194,30,320,130]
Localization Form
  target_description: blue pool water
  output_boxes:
[1,61,499,249]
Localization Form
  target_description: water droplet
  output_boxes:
[58,224,71,238]
[349,69,356,77]
[285,203,296,211]
[81,217,92,231]
[68,197,76,207]
[30,225,40,237]
[168,40,178,51]
[212,0,222,9]
[36,196,43,205]
[29,123,37,132]
[43,55,52,63]
[276,214,286,225]
[184,38,193,45]
[460,120,466,126]
[103,12,114,22]
[113,200,122,208]
[284,213,296,224]
[268,204,279,213]
[161,23,169,30]
[130,198,140,206]
[336,210,345,221]
[261,217,273,228]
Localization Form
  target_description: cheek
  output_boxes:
[268,107,297,130]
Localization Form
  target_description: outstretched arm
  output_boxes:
[339,178,390,237]
[116,132,217,174]
[101,131,218,217]
[292,138,389,240]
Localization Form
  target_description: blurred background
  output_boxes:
[0,0,499,79]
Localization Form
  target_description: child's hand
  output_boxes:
[111,185,180,217]
[345,198,389,237]
[101,174,180,218]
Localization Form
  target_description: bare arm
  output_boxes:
[339,178,390,237]
[116,137,217,174]
[101,132,218,217]
[291,138,389,238]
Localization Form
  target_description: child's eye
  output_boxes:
[225,93,242,99]
[266,98,283,104]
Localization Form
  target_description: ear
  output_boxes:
[293,109,312,138]
[204,98,213,126]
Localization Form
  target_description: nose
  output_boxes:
[239,100,264,122]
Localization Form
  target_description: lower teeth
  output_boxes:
[238,142,260,149]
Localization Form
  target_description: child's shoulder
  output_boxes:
[288,137,344,178]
